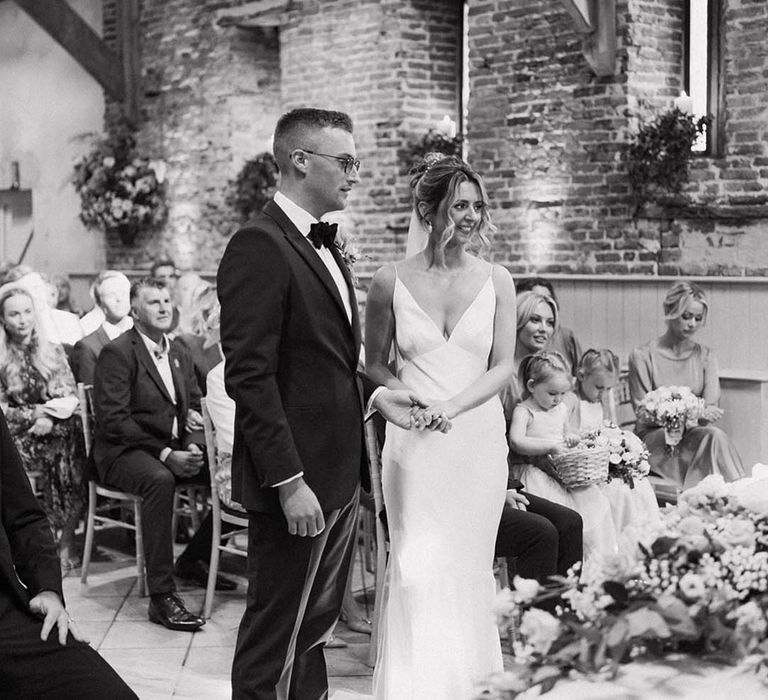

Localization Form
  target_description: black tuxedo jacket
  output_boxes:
[218,199,372,514]
[72,325,111,385]
[92,327,201,479]
[0,409,62,614]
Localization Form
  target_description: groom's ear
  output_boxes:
[289,148,309,175]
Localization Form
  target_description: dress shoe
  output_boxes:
[148,593,205,631]
[174,558,237,591]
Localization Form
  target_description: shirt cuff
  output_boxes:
[272,472,304,488]
[365,386,387,420]
[160,447,172,464]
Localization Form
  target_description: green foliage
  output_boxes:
[227,153,279,223]
[626,108,709,209]
[400,129,463,172]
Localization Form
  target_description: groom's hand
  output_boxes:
[372,389,427,430]
[278,477,325,537]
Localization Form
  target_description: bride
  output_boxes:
[365,154,516,698]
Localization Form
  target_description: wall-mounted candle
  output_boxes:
[437,115,457,138]
[673,91,694,115]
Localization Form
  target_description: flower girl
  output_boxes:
[508,352,617,558]
[568,349,659,532]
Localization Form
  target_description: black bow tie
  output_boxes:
[308,221,338,249]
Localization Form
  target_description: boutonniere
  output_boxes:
[173,358,180,369]
[333,234,369,288]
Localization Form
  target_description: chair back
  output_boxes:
[77,382,95,457]
[200,398,218,496]
[614,371,636,430]
[364,419,385,528]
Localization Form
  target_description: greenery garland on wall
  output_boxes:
[227,152,279,224]
[626,108,710,213]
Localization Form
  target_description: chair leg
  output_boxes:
[134,501,147,597]
[203,509,223,619]
[171,490,180,543]
[80,487,97,585]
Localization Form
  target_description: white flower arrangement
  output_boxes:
[637,385,706,447]
[480,465,768,699]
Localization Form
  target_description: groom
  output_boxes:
[218,108,426,699]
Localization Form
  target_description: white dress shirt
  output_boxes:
[136,330,179,465]
[273,190,353,323]
[102,316,134,341]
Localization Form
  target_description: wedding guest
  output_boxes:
[567,348,659,532]
[52,273,82,316]
[0,285,87,573]
[72,271,133,385]
[0,407,137,700]
[93,277,236,633]
[172,285,223,393]
[502,290,559,418]
[628,281,745,490]
[150,258,180,333]
[1,266,83,348]
[516,277,582,376]
[508,352,617,559]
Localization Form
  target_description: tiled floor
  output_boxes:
[65,535,374,699]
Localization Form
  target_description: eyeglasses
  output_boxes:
[300,148,361,175]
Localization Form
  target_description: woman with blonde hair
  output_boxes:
[628,281,744,490]
[0,285,86,573]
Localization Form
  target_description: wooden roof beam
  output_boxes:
[560,0,617,77]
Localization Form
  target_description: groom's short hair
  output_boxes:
[273,108,353,172]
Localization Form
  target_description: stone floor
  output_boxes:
[65,531,374,699]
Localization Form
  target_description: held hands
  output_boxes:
[373,389,450,432]
[29,590,89,646]
[277,477,325,537]
[410,400,456,433]
[165,443,204,478]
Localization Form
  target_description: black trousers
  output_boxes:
[494,491,583,583]
[0,596,137,700]
[232,489,360,700]
[104,448,214,595]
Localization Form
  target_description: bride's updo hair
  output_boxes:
[409,153,495,267]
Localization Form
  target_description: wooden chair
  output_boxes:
[364,418,389,667]
[78,383,147,596]
[200,398,248,618]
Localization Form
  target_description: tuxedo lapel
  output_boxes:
[329,244,361,347]
[95,325,110,352]
[169,347,187,417]
[263,201,353,331]
[131,330,174,404]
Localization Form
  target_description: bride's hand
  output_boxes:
[411,401,455,433]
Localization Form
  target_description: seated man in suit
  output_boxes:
[93,277,235,633]
[0,407,137,699]
[73,271,133,385]
[495,475,583,609]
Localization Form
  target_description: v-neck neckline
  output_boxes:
[395,274,492,342]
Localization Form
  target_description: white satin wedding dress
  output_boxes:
[372,266,507,699]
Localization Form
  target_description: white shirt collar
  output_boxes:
[136,328,170,359]
[273,191,318,238]
[102,316,133,340]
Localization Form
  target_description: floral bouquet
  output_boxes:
[72,122,167,244]
[601,424,651,488]
[636,385,706,448]
[477,467,768,699]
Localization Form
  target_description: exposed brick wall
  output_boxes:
[99,0,767,278]
[102,0,462,277]
[466,0,768,277]
[103,0,281,271]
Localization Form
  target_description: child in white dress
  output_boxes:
[568,349,659,532]
[509,352,617,559]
